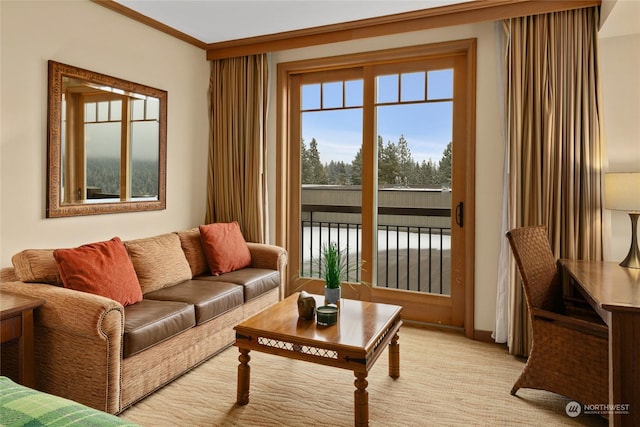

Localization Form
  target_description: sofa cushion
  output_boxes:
[53,237,143,307]
[144,279,243,325]
[123,299,195,358]
[124,233,192,294]
[195,268,279,302]
[175,228,209,277]
[11,249,62,286]
[199,222,251,276]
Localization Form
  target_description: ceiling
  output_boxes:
[113,0,473,45]
[112,0,638,46]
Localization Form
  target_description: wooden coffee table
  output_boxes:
[234,292,402,426]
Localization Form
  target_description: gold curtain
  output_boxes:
[502,7,605,355]
[206,54,269,243]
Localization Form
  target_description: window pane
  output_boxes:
[401,72,425,102]
[301,109,362,184]
[427,69,454,100]
[376,101,453,295]
[345,80,363,107]
[97,101,109,122]
[61,96,67,203]
[376,102,453,187]
[130,121,159,199]
[85,102,96,122]
[322,82,342,109]
[376,74,398,103]
[301,108,363,282]
[146,97,160,120]
[131,99,144,121]
[85,122,121,197]
[110,100,122,121]
[302,84,320,110]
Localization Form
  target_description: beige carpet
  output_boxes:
[119,325,607,426]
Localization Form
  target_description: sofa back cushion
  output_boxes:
[53,237,143,306]
[199,222,252,276]
[124,233,192,294]
[12,249,62,286]
[175,228,209,277]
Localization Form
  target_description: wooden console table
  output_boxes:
[0,291,45,388]
[559,260,640,427]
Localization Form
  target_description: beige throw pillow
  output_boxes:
[12,249,62,286]
[175,228,209,277]
[124,233,192,294]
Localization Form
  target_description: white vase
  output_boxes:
[324,286,341,306]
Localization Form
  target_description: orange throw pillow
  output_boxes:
[199,222,252,275]
[53,237,142,306]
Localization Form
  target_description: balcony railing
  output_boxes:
[300,204,451,295]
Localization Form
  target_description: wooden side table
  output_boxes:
[0,291,45,388]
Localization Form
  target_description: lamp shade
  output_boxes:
[605,173,640,212]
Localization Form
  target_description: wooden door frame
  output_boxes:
[276,39,476,338]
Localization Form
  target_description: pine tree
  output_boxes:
[325,161,350,185]
[300,139,312,184]
[422,159,438,185]
[351,147,362,185]
[437,141,452,186]
[397,135,412,186]
[307,138,328,184]
[378,136,400,185]
[301,134,450,188]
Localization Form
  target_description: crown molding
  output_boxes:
[91,0,209,50]
[91,0,600,60]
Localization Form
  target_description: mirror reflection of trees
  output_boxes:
[301,135,452,187]
[86,158,159,197]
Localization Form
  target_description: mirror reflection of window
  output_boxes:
[85,98,122,199]
[130,98,160,199]
[60,77,161,204]
[61,95,66,203]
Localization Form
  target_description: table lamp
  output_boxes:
[605,172,640,269]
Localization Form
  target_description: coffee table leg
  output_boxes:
[354,371,369,427]
[389,332,400,379]
[237,348,251,405]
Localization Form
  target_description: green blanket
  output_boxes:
[0,376,139,426]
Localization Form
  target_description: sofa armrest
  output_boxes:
[0,281,124,338]
[246,242,287,271]
[246,243,287,299]
[0,281,124,414]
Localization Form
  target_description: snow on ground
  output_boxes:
[300,225,451,295]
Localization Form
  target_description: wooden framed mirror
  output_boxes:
[47,60,167,217]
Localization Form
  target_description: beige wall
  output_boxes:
[0,1,635,334]
[0,1,210,266]
[599,34,640,262]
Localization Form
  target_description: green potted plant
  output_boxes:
[322,242,342,305]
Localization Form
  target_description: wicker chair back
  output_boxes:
[506,225,563,314]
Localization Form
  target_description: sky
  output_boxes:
[301,69,454,165]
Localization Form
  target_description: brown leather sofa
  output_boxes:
[0,228,287,414]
